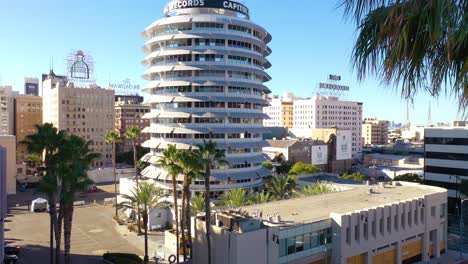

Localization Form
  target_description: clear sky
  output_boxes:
[0,0,462,124]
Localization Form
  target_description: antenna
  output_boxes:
[427,102,432,126]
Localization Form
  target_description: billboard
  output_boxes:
[336,130,352,160]
[66,50,95,86]
[164,0,249,17]
[311,145,328,165]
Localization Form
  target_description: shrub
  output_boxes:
[127,224,138,233]
[298,181,336,197]
[342,173,367,181]
[262,161,273,169]
[289,162,320,176]
[113,216,124,225]
[394,173,422,183]
[103,253,143,264]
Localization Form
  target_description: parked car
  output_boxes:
[3,254,18,264]
[4,246,21,256]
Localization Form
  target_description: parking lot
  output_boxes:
[5,186,145,264]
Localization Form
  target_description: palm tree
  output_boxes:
[266,176,296,200]
[297,182,336,197]
[221,188,248,208]
[248,192,271,205]
[155,145,182,263]
[118,182,165,263]
[340,0,467,113]
[58,135,99,264]
[190,194,205,216]
[21,123,66,264]
[105,130,121,217]
[174,150,202,261]
[125,126,143,233]
[195,140,227,264]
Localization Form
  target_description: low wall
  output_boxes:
[88,167,135,183]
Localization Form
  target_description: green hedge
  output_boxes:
[103,253,143,264]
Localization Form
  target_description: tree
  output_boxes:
[174,150,202,261]
[155,145,182,263]
[195,140,227,264]
[125,126,143,234]
[247,192,271,205]
[262,161,273,170]
[289,162,320,176]
[460,180,468,197]
[21,123,66,264]
[341,0,467,113]
[190,194,205,216]
[297,182,336,197]
[265,176,296,200]
[221,188,248,208]
[342,173,368,181]
[105,130,121,218]
[394,173,422,183]
[58,135,99,264]
[119,182,165,263]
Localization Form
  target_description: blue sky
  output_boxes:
[0,0,462,124]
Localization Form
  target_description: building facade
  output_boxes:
[362,118,389,146]
[424,128,468,204]
[0,136,16,194]
[292,96,363,159]
[42,71,115,167]
[0,146,6,263]
[24,77,39,96]
[139,0,272,198]
[14,95,42,157]
[0,86,17,136]
[263,94,294,128]
[193,182,447,264]
[115,101,150,152]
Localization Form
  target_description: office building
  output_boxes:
[0,146,6,263]
[0,136,16,194]
[0,86,18,136]
[193,182,447,264]
[139,0,272,197]
[42,71,115,167]
[424,128,468,205]
[362,118,389,146]
[115,94,144,104]
[24,77,39,96]
[14,95,42,157]
[115,100,150,152]
[292,96,363,159]
[263,94,294,128]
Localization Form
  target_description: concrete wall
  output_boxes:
[0,147,6,263]
[148,207,172,230]
[0,136,16,194]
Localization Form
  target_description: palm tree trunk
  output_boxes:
[48,197,55,264]
[144,206,149,263]
[180,187,187,261]
[172,174,180,263]
[54,198,63,264]
[184,174,192,260]
[133,140,141,234]
[204,167,212,264]
[63,202,74,264]
[113,142,118,217]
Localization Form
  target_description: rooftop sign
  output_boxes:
[318,83,350,91]
[164,0,250,18]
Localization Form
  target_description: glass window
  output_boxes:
[295,235,304,252]
[287,237,295,255]
[303,233,311,250]
[440,204,446,218]
[279,239,287,257]
[431,206,436,217]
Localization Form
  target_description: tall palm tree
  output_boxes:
[195,140,227,264]
[155,145,182,263]
[21,123,66,264]
[174,150,202,261]
[105,130,121,217]
[221,188,248,208]
[190,194,205,216]
[340,0,467,112]
[125,126,143,233]
[265,176,296,200]
[247,192,271,205]
[118,182,165,263]
[59,135,99,264]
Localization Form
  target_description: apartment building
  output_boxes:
[14,95,42,157]
[293,96,363,159]
[0,136,16,194]
[42,71,115,167]
[0,146,5,263]
[115,100,150,152]
[193,182,447,264]
[362,118,389,146]
[263,94,294,128]
[0,86,18,135]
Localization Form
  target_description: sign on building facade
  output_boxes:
[311,145,328,165]
[336,130,352,160]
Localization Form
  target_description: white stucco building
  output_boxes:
[193,182,448,264]
[0,86,18,136]
[139,0,272,198]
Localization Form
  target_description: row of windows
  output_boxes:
[152,39,261,53]
[152,23,264,40]
[425,137,468,145]
[152,70,265,82]
[426,152,468,161]
[154,116,262,125]
[279,228,332,257]
[152,102,264,110]
[425,165,468,177]
[154,85,263,96]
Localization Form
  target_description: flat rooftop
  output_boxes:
[242,182,446,225]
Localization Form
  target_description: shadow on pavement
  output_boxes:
[18,245,102,264]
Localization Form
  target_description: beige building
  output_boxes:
[115,100,150,153]
[263,94,294,129]
[42,71,115,167]
[362,118,389,146]
[0,135,16,194]
[0,86,17,136]
[14,95,42,157]
[193,182,448,264]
